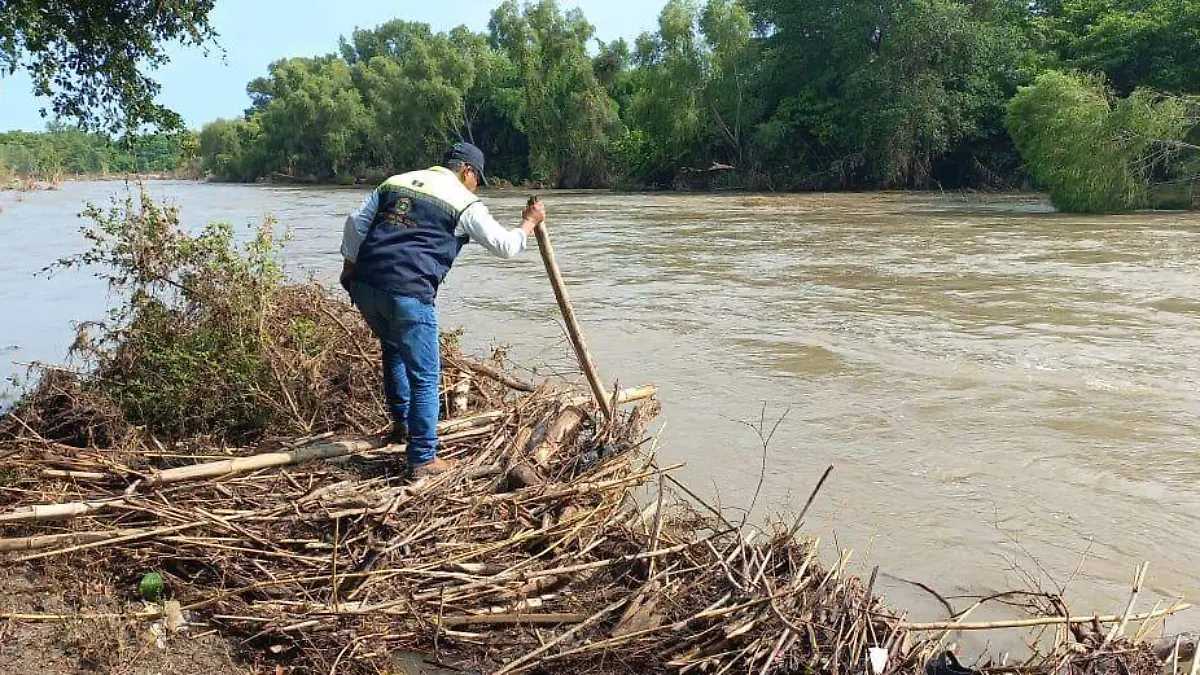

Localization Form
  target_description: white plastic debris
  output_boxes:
[869,647,889,675]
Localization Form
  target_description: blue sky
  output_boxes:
[0,0,665,132]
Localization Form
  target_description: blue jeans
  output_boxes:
[349,280,440,465]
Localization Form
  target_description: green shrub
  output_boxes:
[40,188,390,444]
[53,191,286,439]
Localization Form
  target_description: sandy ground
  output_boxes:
[0,565,249,674]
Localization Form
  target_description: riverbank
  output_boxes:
[2,323,1192,675]
[1,176,58,192]
[1,171,204,192]
[7,172,1192,215]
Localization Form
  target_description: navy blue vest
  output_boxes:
[353,168,476,303]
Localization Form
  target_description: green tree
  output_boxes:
[623,0,710,185]
[1037,0,1200,94]
[350,23,486,175]
[746,0,1038,188]
[701,0,760,168]
[0,0,217,131]
[199,118,265,182]
[459,30,531,182]
[0,126,189,178]
[489,0,623,187]
[247,57,369,182]
[593,39,634,110]
[1006,70,1194,212]
[617,0,761,187]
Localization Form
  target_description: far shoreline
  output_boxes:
[13,175,1199,214]
[44,173,1053,200]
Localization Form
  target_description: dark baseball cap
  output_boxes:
[445,142,488,186]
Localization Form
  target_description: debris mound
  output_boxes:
[0,352,1183,674]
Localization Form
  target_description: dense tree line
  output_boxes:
[0,126,199,180]
[2,1,1194,209]
[199,1,1200,208]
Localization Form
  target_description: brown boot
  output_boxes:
[408,456,458,479]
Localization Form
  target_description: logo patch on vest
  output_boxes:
[382,196,418,228]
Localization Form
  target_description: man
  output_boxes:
[339,142,546,477]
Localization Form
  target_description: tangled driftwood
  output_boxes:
[1,363,1187,675]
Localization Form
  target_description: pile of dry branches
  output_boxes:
[1,351,1187,675]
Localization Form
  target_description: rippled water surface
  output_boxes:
[2,181,1198,641]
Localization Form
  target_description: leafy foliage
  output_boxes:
[489,0,624,187]
[246,57,369,183]
[37,188,397,442]
[197,118,265,182]
[745,0,1041,189]
[52,191,291,439]
[0,125,198,180]
[169,0,1200,210]
[0,0,218,131]
[1006,70,1194,212]
[1036,0,1200,95]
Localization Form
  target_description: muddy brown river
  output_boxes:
[2,181,1198,647]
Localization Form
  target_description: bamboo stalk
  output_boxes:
[0,498,124,524]
[568,385,656,409]
[41,469,109,480]
[0,528,143,552]
[494,596,629,674]
[785,464,833,541]
[147,412,504,486]
[453,355,536,392]
[146,440,375,486]
[17,521,209,562]
[1104,561,1149,646]
[0,609,164,622]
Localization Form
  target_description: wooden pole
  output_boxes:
[531,197,613,420]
